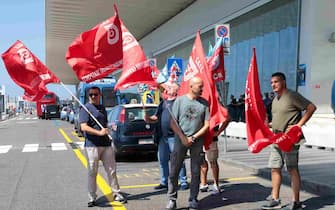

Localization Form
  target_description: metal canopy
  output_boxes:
[45,0,195,84]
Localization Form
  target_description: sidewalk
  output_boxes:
[218,136,335,196]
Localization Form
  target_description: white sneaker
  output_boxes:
[211,184,221,195]
[199,184,208,192]
[114,193,127,203]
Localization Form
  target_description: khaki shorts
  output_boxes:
[268,144,300,169]
[205,141,219,162]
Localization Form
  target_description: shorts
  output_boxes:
[268,144,300,169]
[204,141,218,162]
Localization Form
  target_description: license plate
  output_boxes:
[51,112,56,114]
[138,139,154,144]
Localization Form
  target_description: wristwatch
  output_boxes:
[191,135,196,141]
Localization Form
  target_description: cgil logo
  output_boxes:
[103,23,119,45]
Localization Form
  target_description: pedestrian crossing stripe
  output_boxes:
[22,144,39,152]
[0,145,12,154]
[51,143,68,151]
[0,142,85,154]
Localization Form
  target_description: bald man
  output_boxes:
[144,82,189,191]
[165,77,210,210]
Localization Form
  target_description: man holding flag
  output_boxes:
[166,77,209,210]
[262,72,316,210]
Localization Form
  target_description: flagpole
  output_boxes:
[59,82,113,141]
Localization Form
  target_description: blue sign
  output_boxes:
[216,25,228,38]
[297,64,306,86]
[167,58,183,76]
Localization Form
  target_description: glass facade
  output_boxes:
[155,0,299,102]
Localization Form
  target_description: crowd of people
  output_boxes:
[228,92,275,123]
[78,72,315,210]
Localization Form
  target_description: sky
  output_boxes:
[0,0,75,100]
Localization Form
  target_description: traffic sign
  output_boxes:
[215,24,230,54]
[167,58,183,77]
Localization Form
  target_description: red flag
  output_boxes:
[245,48,274,153]
[245,48,303,153]
[114,21,157,90]
[178,31,228,149]
[66,5,123,82]
[207,37,225,82]
[1,40,60,102]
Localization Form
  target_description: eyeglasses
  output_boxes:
[89,93,99,97]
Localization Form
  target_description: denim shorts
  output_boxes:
[268,144,300,169]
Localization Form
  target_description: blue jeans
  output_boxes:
[158,136,187,186]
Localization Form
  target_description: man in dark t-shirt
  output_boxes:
[79,86,126,207]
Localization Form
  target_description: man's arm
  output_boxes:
[80,123,109,136]
[214,116,231,136]
[170,119,191,146]
[144,113,158,123]
[192,120,210,139]
[296,103,317,127]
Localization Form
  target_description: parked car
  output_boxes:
[60,106,70,121]
[107,104,158,156]
[68,109,74,124]
[73,108,83,137]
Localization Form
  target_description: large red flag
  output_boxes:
[207,37,225,82]
[66,5,123,82]
[1,40,60,102]
[178,31,228,149]
[114,20,157,90]
[245,48,303,153]
[245,48,274,153]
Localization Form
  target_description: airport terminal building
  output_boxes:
[139,0,335,148]
[46,0,335,148]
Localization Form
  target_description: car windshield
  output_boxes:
[47,105,59,112]
[126,107,156,122]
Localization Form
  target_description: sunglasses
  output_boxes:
[89,93,99,97]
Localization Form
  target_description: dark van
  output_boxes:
[45,104,60,119]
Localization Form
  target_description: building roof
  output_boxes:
[45,0,195,84]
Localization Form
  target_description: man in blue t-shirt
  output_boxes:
[79,86,126,207]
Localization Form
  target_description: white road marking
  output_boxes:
[0,145,12,154]
[75,141,84,149]
[51,143,68,151]
[22,144,39,152]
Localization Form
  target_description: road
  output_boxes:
[0,113,333,210]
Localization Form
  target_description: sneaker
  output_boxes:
[211,184,221,195]
[154,184,168,190]
[199,184,208,192]
[290,201,303,210]
[165,200,176,210]
[180,183,189,190]
[189,198,199,209]
[261,198,281,209]
[87,201,96,207]
[114,193,127,204]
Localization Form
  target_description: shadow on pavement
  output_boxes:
[303,196,335,210]
[199,183,271,209]
[125,189,167,201]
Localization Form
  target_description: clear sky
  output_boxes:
[0,0,75,100]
